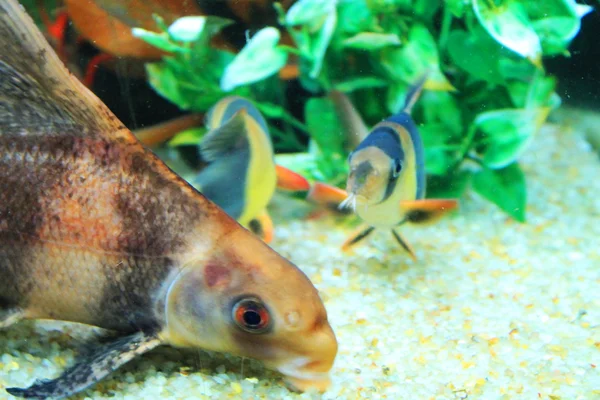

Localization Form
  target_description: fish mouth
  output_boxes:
[339,192,358,211]
[274,357,332,392]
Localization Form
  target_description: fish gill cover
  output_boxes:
[29,0,593,223]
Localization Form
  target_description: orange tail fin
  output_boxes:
[275,165,311,191]
[400,199,459,225]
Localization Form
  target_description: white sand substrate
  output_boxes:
[1,120,598,399]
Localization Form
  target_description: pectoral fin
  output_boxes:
[400,199,459,225]
[0,307,23,329]
[199,110,249,162]
[391,229,417,261]
[341,225,376,253]
[248,210,275,244]
[6,331,161,400]
[275,165,310,191]
[307,183,350,211]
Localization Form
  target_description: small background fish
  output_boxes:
[309,78,458,258]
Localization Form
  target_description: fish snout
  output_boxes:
[274,324,338,392]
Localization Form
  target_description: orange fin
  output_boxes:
[400,199,459,225]
[276,165,310,191]
[307,182,349,210]
[135,113,205,147]
[391,229,417,261]
[341,225,375,253]
[248,210,274,244]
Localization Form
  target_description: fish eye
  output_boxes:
[232,297,271,334]
[393,160,402,176]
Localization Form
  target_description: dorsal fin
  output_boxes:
[402,73,429,115]
[328,90,369,152]
[0,0,133,142]
[199,109,249,162]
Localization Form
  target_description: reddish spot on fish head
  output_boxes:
[204,263,231,289]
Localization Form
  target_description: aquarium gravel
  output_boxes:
[1,121,599,399]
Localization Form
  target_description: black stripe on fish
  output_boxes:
[95,255,174,332]
[355,126,404,162]
[383,112,426,200]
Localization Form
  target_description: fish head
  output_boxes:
[162,224,337,392]
[346,146,395,206]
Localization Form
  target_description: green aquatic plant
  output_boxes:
[132,0,592,222]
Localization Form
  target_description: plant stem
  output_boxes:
[439,6,452,50]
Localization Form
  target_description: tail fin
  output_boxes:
[403,72,429,114]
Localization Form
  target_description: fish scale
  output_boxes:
[0,1,337,398]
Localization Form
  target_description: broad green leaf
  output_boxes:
[304,98,349,183]
[447,29,504,84]
[522,0,592,56]
[145,62,188,109]
[531,17,582,55]
[507,71,559,109]
[473,108,550,168]
[473,0,542,65]
[446,0,469,17]
[220,27,288,91]
[506,81,529,108]
[498,57,537,80]
[285,3,336,79]
[286,0,335,29]
[333,77,388,92]
[168,127,206,147]
[367,0,412,12]
[419,91,463,136]
[414,0,442,21]
[343,32,401,50]
[132,28,181,53]
[381,24,454,91]
[309,11,337,78]
[526,73,559,109]
[337,0,376,34]
[305,97,345,157]
[420,124,462,175]
[168,16,206,42]
[472,163,527,222]
[427,169,472,199]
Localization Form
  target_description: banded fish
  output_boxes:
[308,78,458,259]
[0,1,337,398]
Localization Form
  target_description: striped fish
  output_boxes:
[309,78,458,259]
[0,1,336,398]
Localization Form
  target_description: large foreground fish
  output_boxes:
[0,1,337,399]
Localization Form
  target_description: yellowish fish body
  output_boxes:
[351,122,420,229]
[195,96,277,238]
[238,109,277,226]
[309,79,458,257]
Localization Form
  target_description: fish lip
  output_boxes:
[339,192,368,211]
[272,357,333,392]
